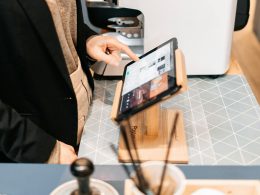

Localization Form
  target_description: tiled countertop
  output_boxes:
[79,75,260,165]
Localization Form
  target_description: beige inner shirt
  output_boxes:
[45,0,92,163]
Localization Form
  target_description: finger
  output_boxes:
[108,39,139,61]
[110,50,122,61]
[95,50,121,66]
[120,44,140,61]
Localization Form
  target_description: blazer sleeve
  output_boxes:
[76,0,97,58]
[0,100,56,163]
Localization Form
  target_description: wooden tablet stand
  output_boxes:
[111,49,189,163]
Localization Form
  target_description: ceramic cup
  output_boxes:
[130,161,186,195]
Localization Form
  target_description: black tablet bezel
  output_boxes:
[116,38,181,122]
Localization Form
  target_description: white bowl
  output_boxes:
[130,161,186,195]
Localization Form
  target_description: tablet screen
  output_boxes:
[118,38,180,120]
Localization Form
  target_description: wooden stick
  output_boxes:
[157,113,179,195]
[125,119,152,194]
[110,144,131,178]
[120,122,147,193]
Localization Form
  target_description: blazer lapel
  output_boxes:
[17,0,73,91]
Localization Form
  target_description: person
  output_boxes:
[0,0,138,163]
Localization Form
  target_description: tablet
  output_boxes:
[116,38,181,121]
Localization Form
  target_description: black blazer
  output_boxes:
[0,0,96,162]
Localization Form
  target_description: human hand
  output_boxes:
[86,35,139,66]
[59,142,77,164]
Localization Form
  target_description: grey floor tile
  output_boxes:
[188,148,199,158]
[207,87,221,96]
[192,106,205,115]
[190,100,203,109]
[185,132,195,141]
[189,154,202,165]
[250,121,260,130]
[251,97,259,106]
[223,90,246,101]
[213,141,237,156]
[239,96,254,106]
[233,114,257,127]
[248,157,260,165]
[219,80,242,91]
[227,102,251,113]
[222,97,236,107]
[98,147,118,160]
[79,152,96,163]
[201,147,215,158]
[241,150,259,164]
[184,124,195,135]
[231,121,247,132]
[188,138,200,151]
[217,121,233,132]
[206,114,227,127]
[230,76,244,85]
[100,131,119,145]
[226,108,241,119]
[199,91,219,102]
[235,134,252,148]
[81,136,98,148]
[194,124,209,136]
[210,137,222,145]
[202,102,224,114]
[237,128,260,140]
[201,155,216,165]
[221,135,239,147]
[241,141,260,156]
[219,87,231,96]
[97,137,113,150]
[209,98,225,107]
[197,139,212,150]
[217,157,241,165]
[198,132,211,142]
[209,127,233,140]
[193,80,216,91]
[213,109,229,121]
[225,150,244,164]
[236,85,251,95]
[95,152,113,164]
[183,112,193,122]
[243,109,260,120]
[189,95,202,102]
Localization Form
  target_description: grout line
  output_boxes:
[217,76,246,164]
[246,156,260,165]
[94,81,107,163]
[187,86,208,164]
[214,149,245,165]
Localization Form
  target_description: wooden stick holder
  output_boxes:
[111,49,189,163]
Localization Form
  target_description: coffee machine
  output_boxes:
[85,0,238,78]
[85,0,144,78]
